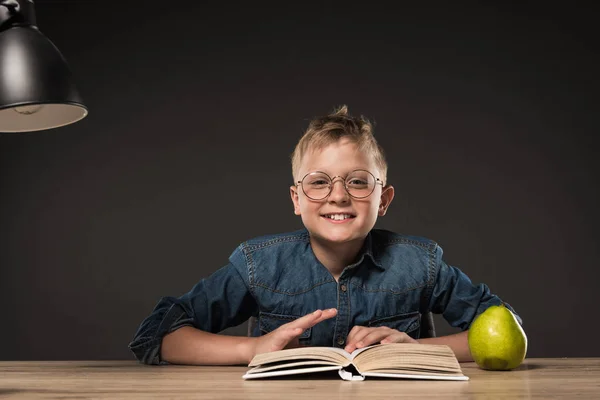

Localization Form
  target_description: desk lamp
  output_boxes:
[0,0,87,132]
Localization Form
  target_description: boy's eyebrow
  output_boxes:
[303,167,374,176]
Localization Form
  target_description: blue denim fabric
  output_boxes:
[129,229,520,364]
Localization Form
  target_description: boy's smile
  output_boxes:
[290,138,394,251]
[321,213,356,223]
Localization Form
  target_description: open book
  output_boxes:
[242,343,469,381]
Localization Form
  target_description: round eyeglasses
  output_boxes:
[296,169,383,200]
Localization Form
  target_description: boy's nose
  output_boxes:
[328,179,350,202]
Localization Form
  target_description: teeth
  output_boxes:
[325,214,352,220]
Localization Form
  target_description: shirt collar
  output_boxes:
[350,230,385,270]
[302,228,385,270]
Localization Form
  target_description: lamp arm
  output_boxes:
[0,0,36,32]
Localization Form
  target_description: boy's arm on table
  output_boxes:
[129,248,257,365]
[417,330,472,362]
[161,309,338,365]
[161,327,255,365]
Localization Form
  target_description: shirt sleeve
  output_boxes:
[128,245,257,365]
[427,244,522,330]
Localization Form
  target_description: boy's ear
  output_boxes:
[290,185,301,215]
[378,185,395,216]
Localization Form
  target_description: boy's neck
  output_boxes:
[309,236,366,281]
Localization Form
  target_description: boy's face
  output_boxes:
[290,138,394,246]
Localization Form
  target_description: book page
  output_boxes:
[249,347,351,367]
[242,365,342,380]
[352,343,464,376]
[349,345,378,360]
[248,360,341,374]
[362,372,469,381]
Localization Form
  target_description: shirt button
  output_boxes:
[340,284,347,292]
[337,337,345,345]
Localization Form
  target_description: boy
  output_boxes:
[129,105,521,365]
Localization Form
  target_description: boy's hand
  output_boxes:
[248,308,338,362]
[344,326,418,353]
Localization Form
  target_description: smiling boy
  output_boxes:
[129,105,521,365]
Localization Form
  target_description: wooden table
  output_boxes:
[1,358,599,399]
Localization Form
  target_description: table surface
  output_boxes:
[1,358,599,399]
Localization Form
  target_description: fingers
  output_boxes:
[313,308,338,324]
[353,329,397,349]
[258,309,338,355]
[345,326,374,353]
[287,308,338,331]
[346,325,362,343]
[345,327,417,352]
[346,326,392,352]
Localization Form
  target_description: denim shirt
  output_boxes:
[129,228,520,365]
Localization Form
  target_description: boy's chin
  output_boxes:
[311,228,364,244]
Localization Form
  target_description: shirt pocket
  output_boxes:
[367,311,421,338]
[258,311,312,340]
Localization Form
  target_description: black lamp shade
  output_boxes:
[0,24,87,132]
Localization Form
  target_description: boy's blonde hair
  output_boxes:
[291,105,388,184]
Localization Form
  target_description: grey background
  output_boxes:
[1,2,598,360]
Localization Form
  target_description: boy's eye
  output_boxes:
[309,179,330,186]
[347,179,368,187]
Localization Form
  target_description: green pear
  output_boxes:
[468,304,527,370]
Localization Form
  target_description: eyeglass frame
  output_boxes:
[295,169,384,200]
